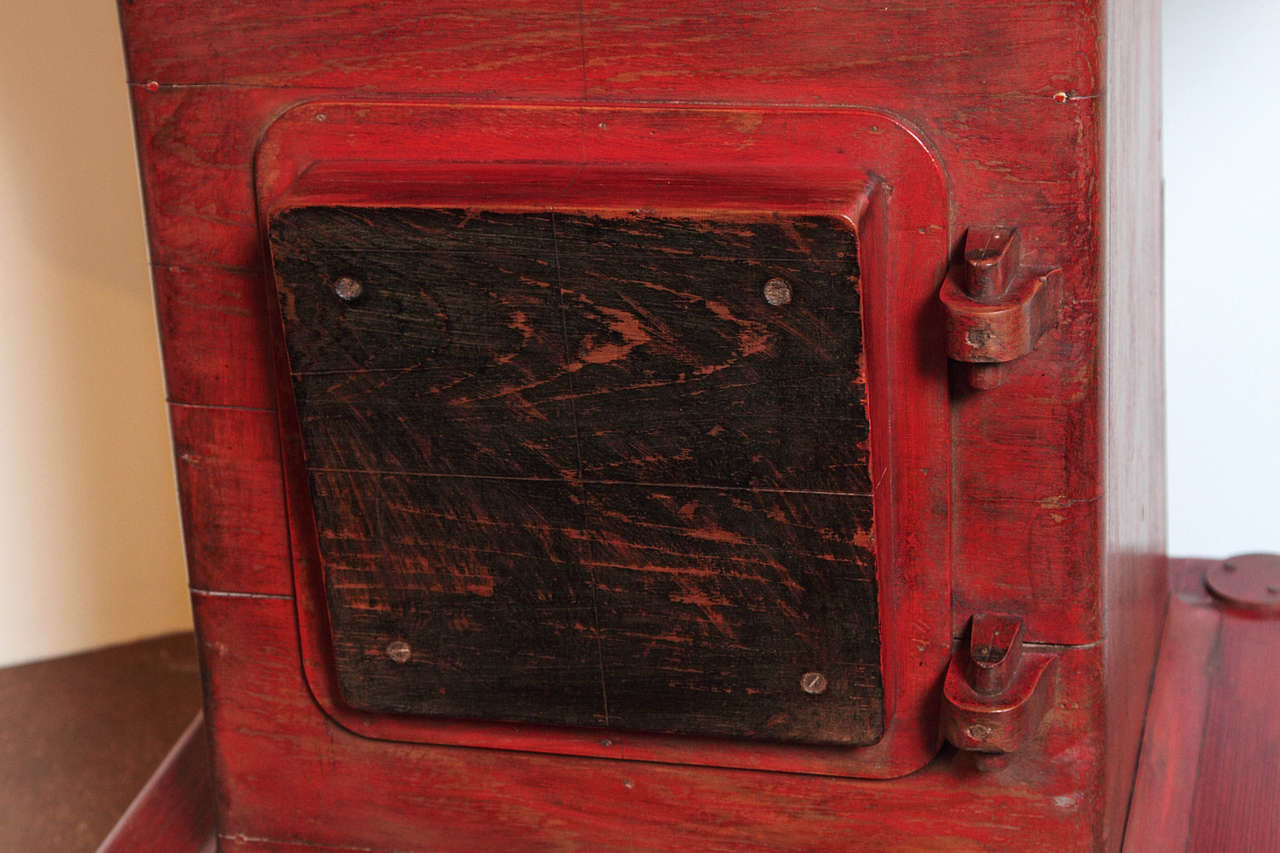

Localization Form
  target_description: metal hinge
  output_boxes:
[940,227,1062,390]
[940,612,1059,771]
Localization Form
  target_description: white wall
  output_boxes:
[0,2,1272,667]
[1164,0,1280,556]
[0,0,190,667]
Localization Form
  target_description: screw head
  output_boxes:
[386,640,411,664]
[800,671,828,695]
[763,278,792,306]
[966,723,993,742]
[332,276,364,302]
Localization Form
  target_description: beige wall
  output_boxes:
[0,0,190,667]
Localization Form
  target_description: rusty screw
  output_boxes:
[386,640,411,664]
[763,278,793,306]
[332,276,364,303]
[966,723,993,742]
[800,671,828,695]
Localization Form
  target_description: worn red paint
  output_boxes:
[117,0,1164,849]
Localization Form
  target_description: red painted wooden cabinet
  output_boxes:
[118,1,1164,850]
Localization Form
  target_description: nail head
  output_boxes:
[386,640,411,663]
[800,671,828,695]
[763,278,792,306]
[333,276,364,302]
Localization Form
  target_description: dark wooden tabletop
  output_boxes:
[0,632,203,853]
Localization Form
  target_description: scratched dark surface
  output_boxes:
[269,206,881,745]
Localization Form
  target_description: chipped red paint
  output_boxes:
[117,0,1164,849]
[256,107,950,775]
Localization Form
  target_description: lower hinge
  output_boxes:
[940,612,1059,771]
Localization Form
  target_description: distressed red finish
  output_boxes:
[116,0,1165,850]
[1124,559,1280,852]
[255,103,952,778]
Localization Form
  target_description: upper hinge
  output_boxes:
[940,227,1063,390]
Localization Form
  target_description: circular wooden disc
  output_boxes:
[1205,553,1280,613]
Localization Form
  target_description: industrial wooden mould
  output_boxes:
[111,0,1273,850]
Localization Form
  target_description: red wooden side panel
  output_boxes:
[1100,0,1168,846]
[116,0,1168,848]
[1124,559,1280,852]
[153,264,274,410]
[1123,584,1221,849]
[122,0,1111,644]
[194,589,1109,852]
[170,405,291,596]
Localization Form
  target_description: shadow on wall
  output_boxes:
[0,0,191,666]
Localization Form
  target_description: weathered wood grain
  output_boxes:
[585,484,879,744]
[1121,584,1219,850]
[271,211,575,478]
[271,206,879,744]
[1100,0,1168,847]
[314,471,605,728]
[251,104,951,778]
[118,0,1168,845]
[556,212,868,492]
[153,264,276,410]
[1122,559,1280,852]
[129,78,1103,644]
[170,404,293,596]
[194,590,1109,852]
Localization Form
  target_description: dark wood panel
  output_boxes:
[271,205,558,259]
[585,484,880,745]
[313,471,605,727]
[272,207,577,479]
[557,212,868,492]
[269,206,879,744]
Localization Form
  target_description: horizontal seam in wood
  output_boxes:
[947,638,1106,651]
[126,82,1069,106]
[307,466,873,498]
[151,260,259,275]
[169,401,277,414]
[219,833,401,853]
[959,494,1102,507]
[191,588,293,600]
